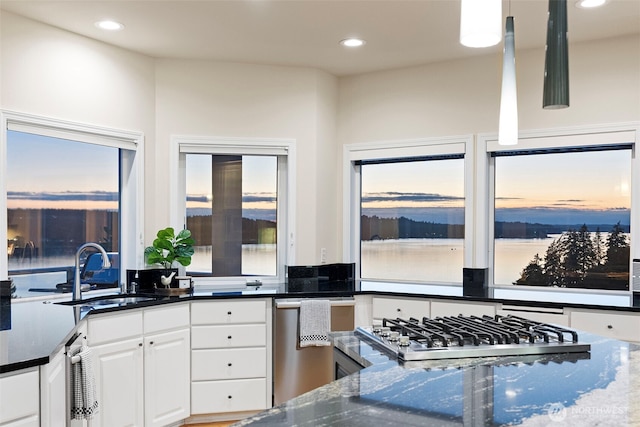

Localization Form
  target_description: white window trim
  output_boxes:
[343,135,474,282]
[480,121,640,293]
[170,135,296,286]
[0,110,145,288]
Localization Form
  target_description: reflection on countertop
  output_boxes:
[233,330,640,426]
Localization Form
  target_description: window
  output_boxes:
[173,137,293,285]
[359,157,465,282]
[185,154,278,277]
[2,112,143,298]
[493,147,631,291]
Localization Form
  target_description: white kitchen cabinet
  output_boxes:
[144,328,190,427]
[430,300,496,318]
[0,367,39,427]
[570,309,640,343]
[40,346,66,427]
[87,303,190,427]
[92,337,145,427]
[371,296,430,321]
[190,299,272,417]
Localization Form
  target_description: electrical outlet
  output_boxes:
[320,248,327,264]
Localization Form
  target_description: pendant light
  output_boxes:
[498,16,518,145]
[460,0,502,48]
[543,0,569,109]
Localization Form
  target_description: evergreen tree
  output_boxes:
[606,222,630,270]
[543,238,565,287]
[593,227,605,267]
[575,224,596,277]
[518,253,545,286]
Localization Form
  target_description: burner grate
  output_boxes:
[360,314,591,361]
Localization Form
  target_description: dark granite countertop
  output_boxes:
[233,330,640,426]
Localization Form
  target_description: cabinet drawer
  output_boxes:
[191,300,267,325]
[571,310,640,342]
[88,311,143,345]
[191,378,267,414]
[191,324,266,349]
[372,297,430,321]
[144,303,190,334]
[192,348,267,381]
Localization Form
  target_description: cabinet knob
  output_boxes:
[228,335,232,339]
[607,325,613,329]
[149,341,154,345]
[228,363,232,367]
[396,308,401,312]
[228,395,232,399]
[227,311,232,315]
[138,343,143,347]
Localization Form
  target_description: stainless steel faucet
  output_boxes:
[73,243,111,301]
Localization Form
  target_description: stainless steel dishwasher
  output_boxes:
[273,298,355,405]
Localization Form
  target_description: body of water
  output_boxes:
[361,237,558,285]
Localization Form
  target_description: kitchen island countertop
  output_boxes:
[233,330,640,426]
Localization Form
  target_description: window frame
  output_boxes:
[481,123,640,298]
[343,135,474,284]
[170,135,296,286]
[0,110,145,295]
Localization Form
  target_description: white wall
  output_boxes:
[337,34,640,145]
[154,59,338,264]
[0,12,155,136]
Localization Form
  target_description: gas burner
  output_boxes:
[356,314,590,361]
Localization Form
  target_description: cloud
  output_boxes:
[186,192,276,204]
[363,192,462,203]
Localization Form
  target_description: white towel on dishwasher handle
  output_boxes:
[71,346,99,420]
[299,299,331,347]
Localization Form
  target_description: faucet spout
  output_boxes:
[73,243,111,301]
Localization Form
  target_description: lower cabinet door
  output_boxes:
[0,368,39,427]
[191,378,267,414]
[93,338,144,427]
[144,328,190,427]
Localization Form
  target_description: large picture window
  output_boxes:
[2,113,142,298]
[493,147,631,291]
[359,156,465,282]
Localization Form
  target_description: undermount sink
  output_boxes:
[57,295,158,307]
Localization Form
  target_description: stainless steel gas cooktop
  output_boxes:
[355,314,590,361]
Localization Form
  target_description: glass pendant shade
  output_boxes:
[543,0,569,109]
[499,17,518,146]
[460,0,502,48]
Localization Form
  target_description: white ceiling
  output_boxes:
[1,0,639,76]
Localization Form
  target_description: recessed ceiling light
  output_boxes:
[95,20,125,31]
[340,38,365,48]
[575,0,607,8]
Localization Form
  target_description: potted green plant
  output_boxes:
[144,227,195,288]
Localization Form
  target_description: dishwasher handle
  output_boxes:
[275,299,355,309]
